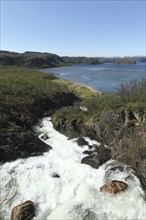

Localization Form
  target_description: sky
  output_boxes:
[1,0,145,57]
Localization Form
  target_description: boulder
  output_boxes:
[11,200,35,220]
[52,173,60,178]
[81,145,111,169]
[81,151,101,169]
[100,180,128,194]
[76,137,89,146]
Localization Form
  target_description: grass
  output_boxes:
[1,67,145,131]
[0,67,101,131]
[53,78,100,99]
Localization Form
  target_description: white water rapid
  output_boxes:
[0,117,145,219]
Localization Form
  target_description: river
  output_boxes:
[41,62,146,93]
[0,118,145,219]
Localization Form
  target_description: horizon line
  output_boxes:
[0,49,145,58]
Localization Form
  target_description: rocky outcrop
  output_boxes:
[53,92,81,107]
[53,109,145,145]
[0,131,52,162]
[11,200,35,220]
[0,50,66,68]
[81,145,111,169]
[100,180,128,194]
[0,92,81,163]
[52,109,146,193]
[76,137,89,146]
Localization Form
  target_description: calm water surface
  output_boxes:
[41,63,146,93]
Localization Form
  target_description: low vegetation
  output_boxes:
[1,67,145,133]
[117,79,146,103]
[0,67,100,132]
[53,78,146,123]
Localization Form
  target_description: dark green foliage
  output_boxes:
[117,79,146,104]
[0,50,66,68]
[53,79,146,133]
[62,56,103,64]
[112,59,136,64]
[0,67,69,130]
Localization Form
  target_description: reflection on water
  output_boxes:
[41,63,145,93]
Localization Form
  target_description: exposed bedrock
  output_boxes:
[0,131,52,163]
[52,110,146,194]
[0,92,80,163]
[81,144,112,169]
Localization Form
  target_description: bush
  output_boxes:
[117,79,146,103]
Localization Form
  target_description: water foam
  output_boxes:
[0,117,145,219]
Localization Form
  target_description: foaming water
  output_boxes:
[0,118,145,219]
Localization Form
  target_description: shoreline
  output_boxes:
[74,81,103,95]
[76,82,102,95]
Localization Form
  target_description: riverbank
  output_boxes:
[1,117,145,219]
[0,67,146,195]
[0,67,100,162]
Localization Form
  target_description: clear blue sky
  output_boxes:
[1,0,145,57]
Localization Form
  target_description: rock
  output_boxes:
[53,92,81,107]
[11,200,35,220]
[81,152,101,169]
[97,145,112,164]
[52,173,60,178]
[53,109,146,195]
[0,131,52,162]
[81,145,111,169]
[100,180,128,194]
[83,150,92,155]
[76,137,89,146]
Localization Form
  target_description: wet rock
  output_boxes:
[52,108,146,194]
[100,180,128,194]
[0,131,52,162]
[52,173,60,178]
[97,145,112,164]
[11,200,35,220]
[83,150,92,155]
[77,137,89,146]
[81,145,111,169]
[81,152,100,169]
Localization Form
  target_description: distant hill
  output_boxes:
[0,51,145,68]
[97,56,146,63]
[112,59,136,64]
[0,51,66,68]
[62,56,103,64]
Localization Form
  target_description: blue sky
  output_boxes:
[1,0,145,57]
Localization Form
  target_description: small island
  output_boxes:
[112,59,136,64]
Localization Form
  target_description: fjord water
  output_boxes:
[0,118,145,219]
[41,62,145,93]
